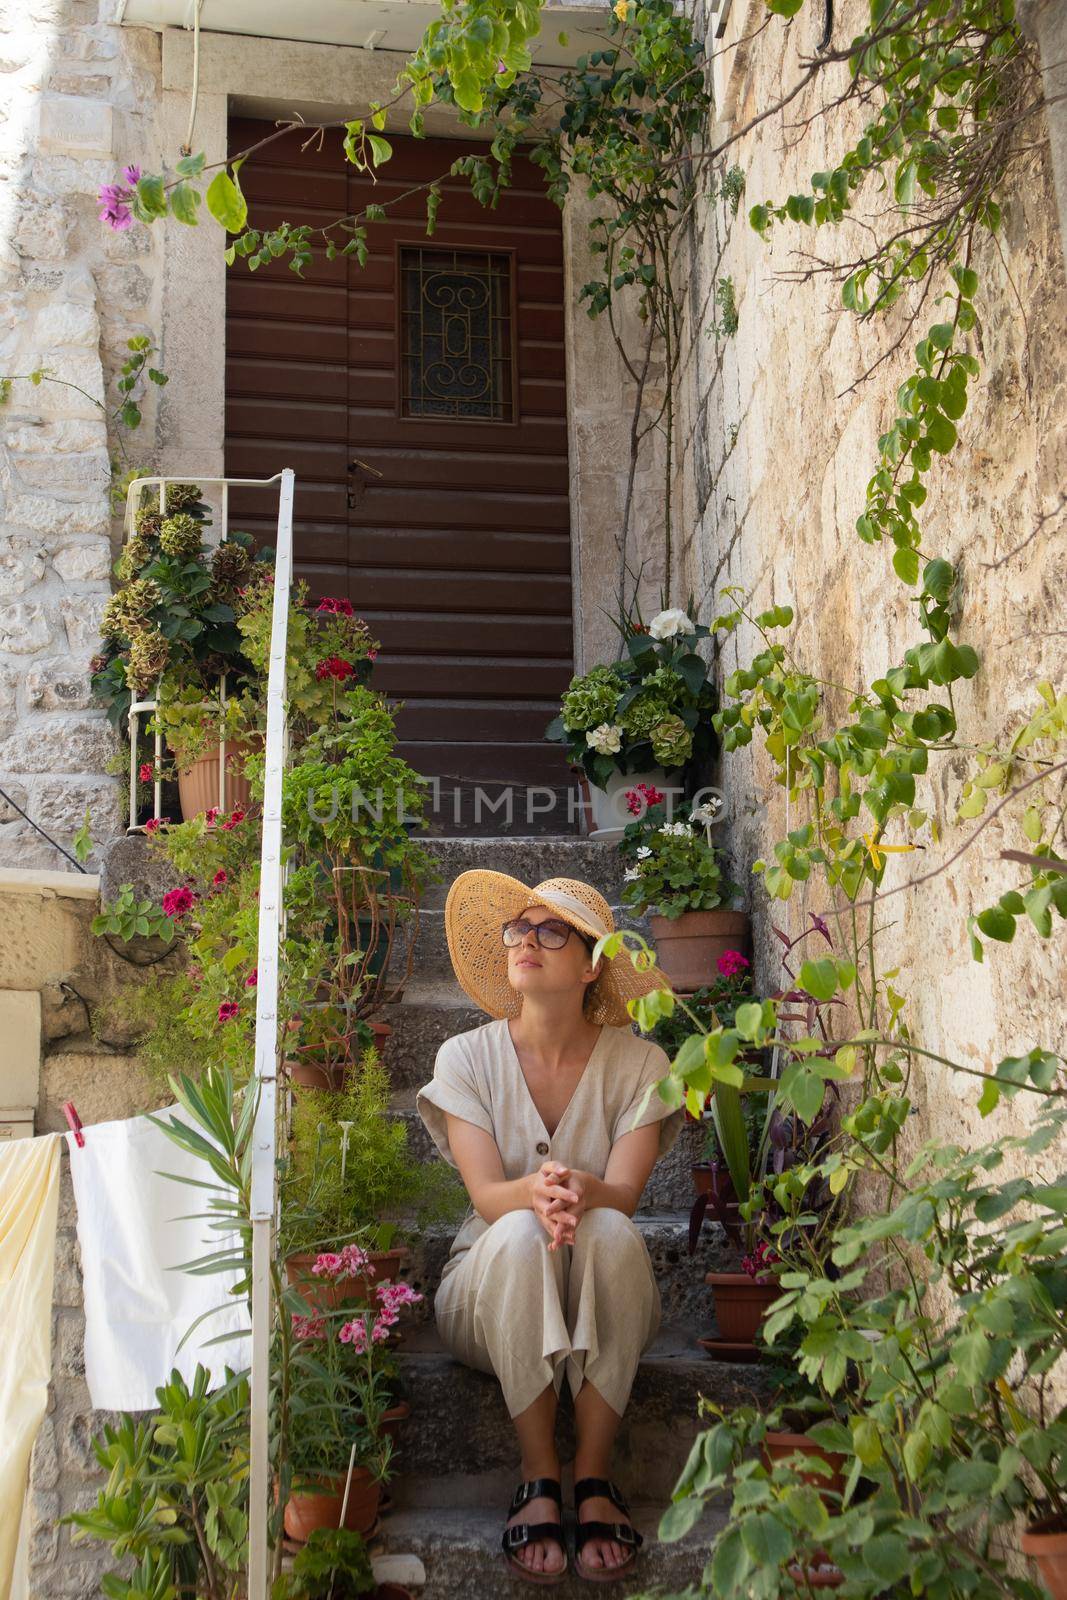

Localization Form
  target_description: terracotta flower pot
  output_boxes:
[649,910,751,991]
[283,1469,381,1541]
[176,739,257,821]
[1022,1515,1067,1600]
[286,1247,412,1313]
[786,1554,845,1590]
[706,1270,780,1342]
[761,1432,848,1502]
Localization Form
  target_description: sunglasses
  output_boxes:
[501,917,595,952]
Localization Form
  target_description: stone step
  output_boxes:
[395,1107,705,1215]
[395,1212,741,1335]
[370,1497,726,1598]
[406,835,630,909]
[388,1323,766,1501]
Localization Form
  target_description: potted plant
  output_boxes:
[281,1045,467,1311]
[618,796,748,988]
[544,598,718,840]
[281,1301,397,1541]
[90,480,277,822]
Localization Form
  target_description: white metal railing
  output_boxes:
[120,469,295,1597]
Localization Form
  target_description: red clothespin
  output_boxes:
[62,1101,85,1148]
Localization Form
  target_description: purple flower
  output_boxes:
[98,168,142,232]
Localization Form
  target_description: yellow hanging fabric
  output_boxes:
[0,1135,60,1600]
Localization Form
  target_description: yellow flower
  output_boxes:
[614,0,630,20]
[862,831,917,872]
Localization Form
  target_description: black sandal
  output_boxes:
[573,1477,644,1583]
[500,1476,569,1585]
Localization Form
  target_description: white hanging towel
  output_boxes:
[67,1105,252,1410]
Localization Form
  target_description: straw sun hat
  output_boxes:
[443,869,671,1028]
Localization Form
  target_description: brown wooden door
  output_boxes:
[225,121,576,833]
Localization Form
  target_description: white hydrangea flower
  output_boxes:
[623,867,642,882]
[636,845,652,859]
[648,608,695,640]
[586,723,623,754]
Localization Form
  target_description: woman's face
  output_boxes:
[506,905,602,1010]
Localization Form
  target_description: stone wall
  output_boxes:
[669,0,1066,1151]
[0,0,164,871]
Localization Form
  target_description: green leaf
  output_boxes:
[865,1534,911,1585]
[367,134,393,167]
[711,1524,752,1594]
[205,167,248,234]
[169,181,201,226]
[741,1512,793,1567]
[892,545,920,585]
[799,958,838,1001]
[659,1496,703,1542]
[976,905,1015,943]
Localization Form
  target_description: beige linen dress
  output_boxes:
[415,1017,684,1419]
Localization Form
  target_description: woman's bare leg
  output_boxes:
[505,1382,565,1574]
[572,1378,631,1570]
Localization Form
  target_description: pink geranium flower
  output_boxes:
[205,807,219,825]
[161,885,196,920]
[245,968,258,988]
[144,816,170,835]
[291,1313,325,1341]
[217,1000,240,1023]
[139,762,154,783]
[717,949,750,977]
[316,596,354,616]
[212,869,228,888]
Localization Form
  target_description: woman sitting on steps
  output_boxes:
[415,869,683,1585]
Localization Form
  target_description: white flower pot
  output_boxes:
[585,765,677,841]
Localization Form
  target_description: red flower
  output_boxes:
[217,1001,240,1023]
[139,762,154,783]
[205,807,219,825]
[717,949,750,977]
[144,816,170,835]
[220,806,246,831]
[162,886,196,920]
[315,655,356,682]
[624,780,665,815]
[245,969,258,988]
[368,648,378,661]
[316,596,354,616]
[212,869,228,888]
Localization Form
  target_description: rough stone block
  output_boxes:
[23,776,122,862]
[40,1048,159,1135]
[0,988,42,1104]
[14,197,73,260]
[0,600,53,653]
[52,1232,84,1307]
[32,303,100,352]
[51,540,111,583]
[13,449,110,494]
[25,660,95,711]
[0,535,46,597]
[30,1414,59,1490]
[55,1307,86,1378]
[60,592,108,654]
[38,96,113,158]
[10,493,110,538]
[0,715,114,775]
[29,1487,60,1566]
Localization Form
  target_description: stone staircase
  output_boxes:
[372,833,761,1597]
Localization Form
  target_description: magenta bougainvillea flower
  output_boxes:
[316,596,354,616]
[217,1001,240,1023]
[98,165,141,230]
[717,948,750,977]
[161,885,196,920]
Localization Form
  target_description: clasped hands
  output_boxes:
[531,1160,589,1251]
